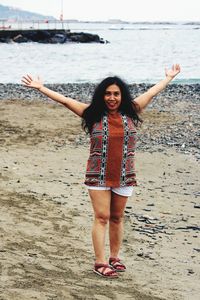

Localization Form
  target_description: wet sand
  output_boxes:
[0,99,199,300]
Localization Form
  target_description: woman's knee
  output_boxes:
[110,213,124,224]
[95,213,110,225]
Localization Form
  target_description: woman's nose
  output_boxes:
[109,93,115,100]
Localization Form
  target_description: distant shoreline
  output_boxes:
[1,20,200,25]
[1,20,200,33]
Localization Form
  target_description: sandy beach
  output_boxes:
[0,93,199,299]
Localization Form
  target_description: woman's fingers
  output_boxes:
[21,78,29,85]
[21,74,42,89]
[21,75,34,87]
[173,64,181,72]
[21,77,30,85]
[174,64,181,74]
[21,74,33,83]
[27,74,33,81]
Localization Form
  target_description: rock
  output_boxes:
[137,251,155,260]
[175,226,200,231]
[28,30,51,42]
[0,29,106,44]
[187,269,195,275]
[13,34,29,43]
[0,37,11,43]
[49,33,67,44]
[194,191,200,197]
[181,216,188,222]
[193,248,200,252]
[194,204,200,208]
[68,32,100,43]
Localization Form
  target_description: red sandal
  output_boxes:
[109,257,126,272]
[93,263,118,278]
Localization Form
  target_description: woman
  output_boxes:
[22,64,180,278]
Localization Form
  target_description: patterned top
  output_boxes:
[85,112,137,187]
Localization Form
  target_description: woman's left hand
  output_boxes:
[165,64,181,79]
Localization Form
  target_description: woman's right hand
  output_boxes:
[21,74,43,90]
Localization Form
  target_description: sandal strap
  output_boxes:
[94,263,110,269]
[94,263,118,276]
[109,257,126,269]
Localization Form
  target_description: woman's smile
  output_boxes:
[104,84,122,113]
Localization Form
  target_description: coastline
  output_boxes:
[1,82,200,102]
[1,82,199,160]
[0,85,199,299]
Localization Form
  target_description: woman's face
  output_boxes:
[104,84,122,113]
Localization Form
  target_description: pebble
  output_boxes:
[194,204,200,209]
[187,269,195,275]
[175,226,200,231]
[181,216,188,222]
[137,251,155,260]
[193,248,200,252]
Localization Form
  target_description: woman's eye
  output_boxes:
[105,92,120,96]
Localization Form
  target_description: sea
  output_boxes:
[0,22,200,84]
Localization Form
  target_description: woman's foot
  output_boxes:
[109,257,126,272]
[93,263,118,278]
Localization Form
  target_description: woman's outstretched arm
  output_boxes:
[133,64,181,112]
[21,75,89,117]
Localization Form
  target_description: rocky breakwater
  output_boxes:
[0,29,108,44]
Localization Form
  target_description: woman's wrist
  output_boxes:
[166,75,174,81]
[37,85,44,92]
[164,75,174,86]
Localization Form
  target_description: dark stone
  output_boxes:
[193,248,200,252]
[69,32,100,43]
[175,226,200,231]
[0,37,11,43]
[194,204,200,209]
[0,29,106,44]
[13,34,29,43]
[27,30,51,42]
[100,38,109,44]
[49,33,67,44]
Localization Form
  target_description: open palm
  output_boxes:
[165,64,181,79]
[21,74,43,89]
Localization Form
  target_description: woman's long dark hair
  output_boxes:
[82,76,142,134]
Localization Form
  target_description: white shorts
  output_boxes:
[86,186,134,197]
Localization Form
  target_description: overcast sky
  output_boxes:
[0,0,200,22]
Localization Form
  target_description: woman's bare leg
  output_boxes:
[109,192,128,258]
[89,190,111,263]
